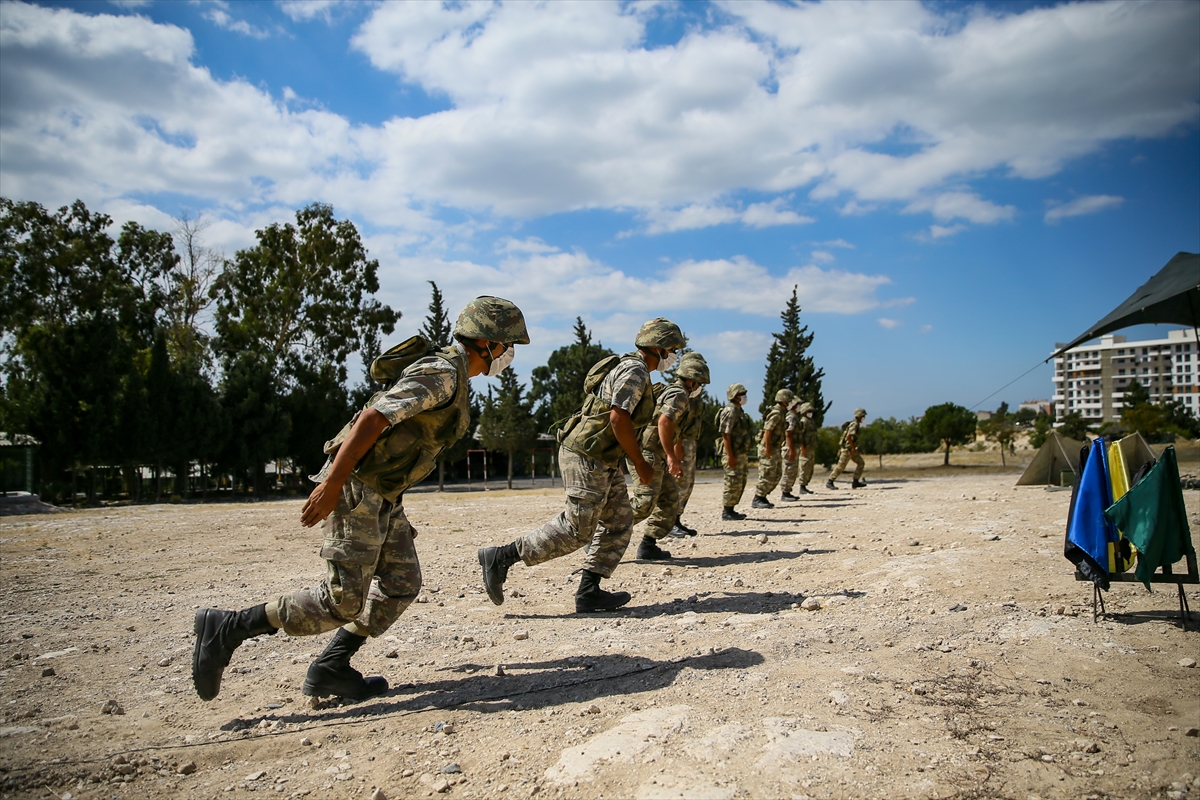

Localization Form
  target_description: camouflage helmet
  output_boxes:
[727,382,748,402]
[676,356,710,384]
[854,407,867,418]
[635,318,686,350]
[798,401,814,414]
[775,388,794,404]
[453,296,530,345]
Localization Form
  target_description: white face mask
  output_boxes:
[485,344,514,377]
[689,384,703,398]
[658,350,678,373]
[805,411,814,419]
[736,395,747,406]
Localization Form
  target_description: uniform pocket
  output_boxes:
[319,487,385,566]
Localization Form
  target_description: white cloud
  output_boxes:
[688,330,773,363]
[203,3,271,39]
[109,0,150,8]
[496,236,559,254]
[927,223,967,239]
[641,199,813,234]
[1044,194,1125,224]
[1,0,1195,237]
[815,238,855,249]
[878,318,902,329]
[810,250,835,264]
[919,324,933,333]
[279,0,347,24]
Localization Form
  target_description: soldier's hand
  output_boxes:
[633,458,655,486]
[301,481,340,528]
[666,455,683,480]
[727,454,738,468]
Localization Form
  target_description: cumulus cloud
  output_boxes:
[878,318,902,329]
[1,0,1195,238]
[203,3,271,39]
[687,330,774,363]
[641,199,813,234]
[1044,194,1125,224]
[279,0,347,24]
[927,223,967,240]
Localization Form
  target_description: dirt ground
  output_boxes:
[1,457,1198,800]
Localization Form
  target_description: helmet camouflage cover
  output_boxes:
[798,401,814,414]
[453,296,530,345]
[854,407,867,418]
[775,388,794,404]
[635,318,686,350]
[676,354,710,384]
[727,382,748,402]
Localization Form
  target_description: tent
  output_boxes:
[1017,431,1085,486]
[1050,251,1200,359]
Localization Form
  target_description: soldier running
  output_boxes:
[827,407,868,490]
[191,297,529,703]
[751,388,792,508]
[477,318,686,612]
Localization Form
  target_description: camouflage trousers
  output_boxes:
[275,478,420,638]
[515,446,634,579]
[676,439,698,514]
[754,448,782,498]
[781,448,814,492]
[721,450,750,508]
[829,448,864,482]
[629,449,680,542]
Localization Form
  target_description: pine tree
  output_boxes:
[420,280,452,348]
[760,287,827,423]
[477,371,536,489]
[530,317,614,434]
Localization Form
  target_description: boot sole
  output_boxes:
[478,548,506,606]
[301,677,389,701]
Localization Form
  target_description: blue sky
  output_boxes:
[2,0,1197,420]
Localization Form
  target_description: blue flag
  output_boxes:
[1065,438,1117,589]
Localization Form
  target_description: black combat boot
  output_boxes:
[722,506,746,521]
[302,628,389,701]
[478,542,520,605]
[798,485,814,495]
[575,570,631,613]
[780,492,799,502]
[636,536,673,560]
[751,495,774,509]
[825,479,838,490]
[673,517,697,537]
[852,478,868,488]
[192,604,276,701]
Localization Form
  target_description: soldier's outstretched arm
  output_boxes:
[611,408,653,484]
[301,408,391,528]
[723,432,737,468]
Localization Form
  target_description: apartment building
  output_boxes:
[1051,328,1198,423]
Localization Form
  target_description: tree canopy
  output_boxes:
[530,318,614,435]
[760,286,827,423]
[920,402,977,466]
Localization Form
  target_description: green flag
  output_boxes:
[1104,446,1195,590]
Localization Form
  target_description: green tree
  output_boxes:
[1122,378,1152,410]
[978,402,1017,466]
[211,203,398,486]
[815,426,841,469]
[760,286,827,423]
[1029,412,1053,449]
[1057,411,1092,442]
[530,317,614,434]
[858,417,905,468]
[477,370,537,489]
[920,402,977,466]
[420,280,452,348]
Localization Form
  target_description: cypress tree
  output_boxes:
[760,286,827,423]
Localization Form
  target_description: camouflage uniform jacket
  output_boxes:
[839,418,862,450]
[640,382,690,455]
[679,393,705,442]
[797,415,819,449]
[319,343,469,502]
[760,406,786,447]
[560,352,653,465]
[717,403,754,456]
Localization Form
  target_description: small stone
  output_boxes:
[386,649,399,658]
[909,539,920,546]
[583,704,600,715]
[801,597,821,611]
[756,533,768,544]
[114,764,136,775]
[401,769,414,777]
[733,578,745,587]
[494,664,506,677]
[246,771,266,781]
[985,535,1001,541]
[178,762,197,775]
[300,737,312,746]
[1184,727,1199,737]
[157,656,172,667]
[433,778,451,793]
[513,630,529,641]
[41,667,55,678]
[1054,606,1065,615]
[1040,754,1054,762]
[442,763,462,774]
[101,700,124,716]
[461,636,474,643]
[1178,658,1197,668]
[371,789,388,800]
[1075,738,1100,753]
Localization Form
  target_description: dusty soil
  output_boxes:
[1,463,1198,800]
